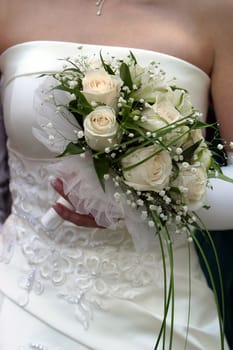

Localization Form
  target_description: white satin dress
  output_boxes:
[0,41,230,350]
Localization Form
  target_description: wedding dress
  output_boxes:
[0,41,231,350]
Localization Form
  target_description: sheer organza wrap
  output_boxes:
[33,77,157,252]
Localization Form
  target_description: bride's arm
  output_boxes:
[197,5,233,230]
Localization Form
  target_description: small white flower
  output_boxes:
[91,101,98,107]
[191,167,197,174]
[159,190,165,197]
[136,199,144,206]
[104,174,110,180]
[69,80,77,89]
[182,162,190,169]
[217,143,224,150]
[176,147,183,155]
[229,141,233,149]
[77,130,84,138]
[164,197,171,204]
[148,220,155,227]
[114,192,121,202]
[160,213,167,220]
[140,116,147,122]
[46,122,53,128]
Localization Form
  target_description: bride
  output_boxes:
[0,1,233,349]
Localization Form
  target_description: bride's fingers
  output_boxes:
[51,178,70,202]
[53,202,104,228]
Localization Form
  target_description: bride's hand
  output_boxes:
[52,178,104,228]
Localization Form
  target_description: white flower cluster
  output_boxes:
[43,50,219,234]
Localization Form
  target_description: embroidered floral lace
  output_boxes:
[0,150,171,329]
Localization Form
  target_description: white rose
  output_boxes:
[82,69,122,110]
[172,89,194,117]
[183,130,212,168]
[184,129,204,149]
[198,146,212,170]
[121,145,172,192]
[176,164,207,209]
[140,98,182,132]
[153,98,182,124]
[84,106,121,151]
[140,105,167,131]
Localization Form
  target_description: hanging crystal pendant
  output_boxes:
[96,0,105,16]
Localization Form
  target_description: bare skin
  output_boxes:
[1,0,233,227]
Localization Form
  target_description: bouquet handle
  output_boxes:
[41,197,74,230]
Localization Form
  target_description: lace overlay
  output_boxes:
[0,150,167,328]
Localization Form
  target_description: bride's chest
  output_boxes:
[3,1,212,74]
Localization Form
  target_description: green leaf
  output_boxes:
[100,51,115,75]
[93,154,110,191]
[192,120,213,129]
[208,159,233,183]
[73,90,93,117]
[182,140,202,162]
[120,62,133,90]
[54,84,73,93]
[129,50,137,65]
[57,142,85,157]
[68,99,84,127]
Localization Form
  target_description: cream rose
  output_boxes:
[140,98,182,132]
[82,69,122,110]
[121,145,172,192]
[176,164,207,209]
[172,89,194,117]
[84,106,121,151]
[183,130,212,168]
